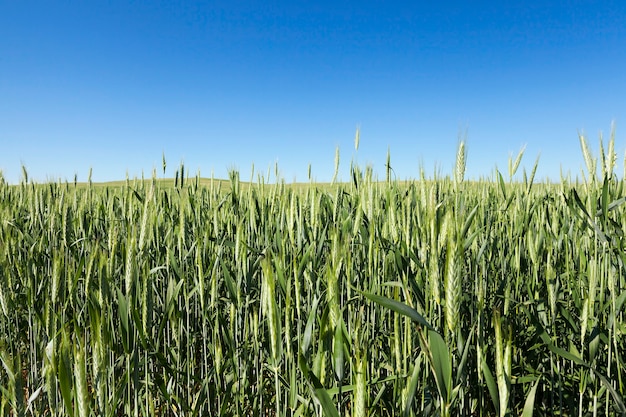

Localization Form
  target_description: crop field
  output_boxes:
[1,137,625,416]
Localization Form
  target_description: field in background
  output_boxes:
[0,135,625,416]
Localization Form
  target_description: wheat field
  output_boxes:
[0,135,625,416]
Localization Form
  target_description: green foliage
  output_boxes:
[0,136,625,416]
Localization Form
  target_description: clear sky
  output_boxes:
[2,1,625,184]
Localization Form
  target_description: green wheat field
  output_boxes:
[1,134,625,416]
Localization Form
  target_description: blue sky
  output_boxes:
[1,1,625,183]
